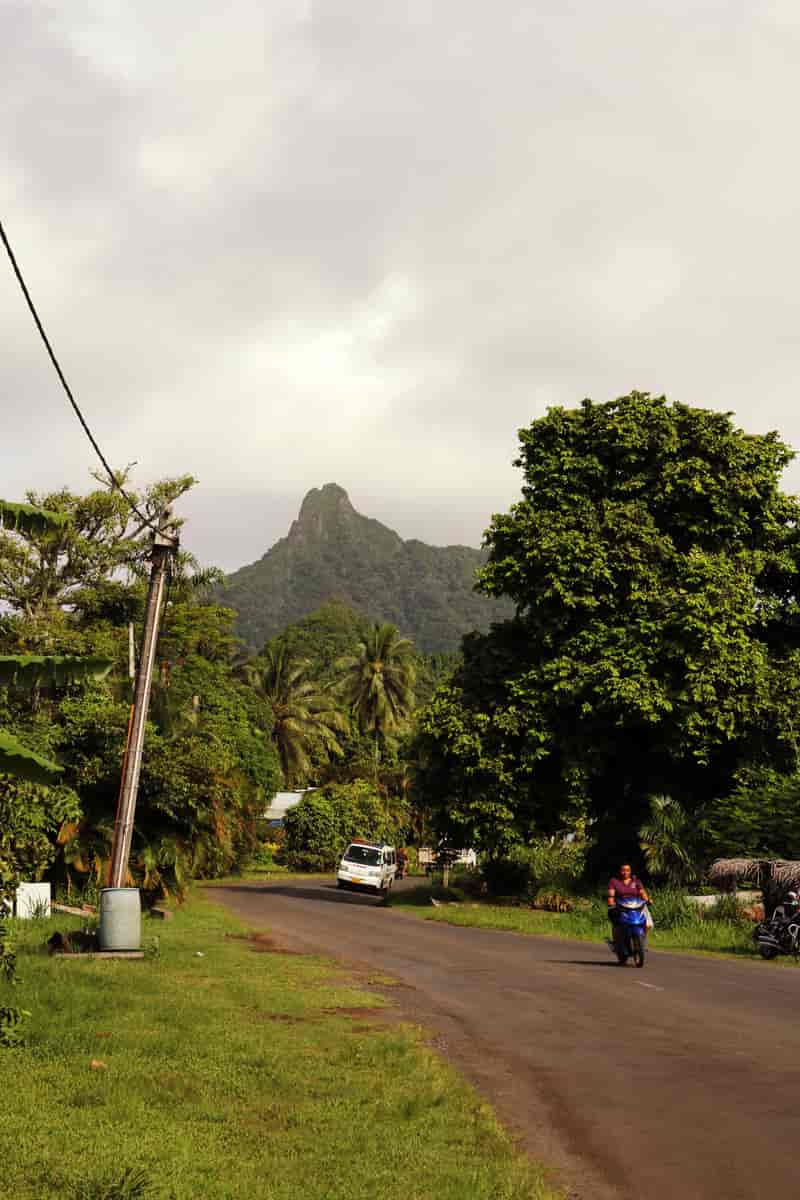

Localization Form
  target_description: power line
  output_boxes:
[0,216,161,537]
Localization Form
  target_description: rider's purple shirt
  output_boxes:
[609,877,644,899]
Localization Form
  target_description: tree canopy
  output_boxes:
[0,476,280,898]
[415,393,800,866]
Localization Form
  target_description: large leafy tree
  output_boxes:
[336,623,417,777]
[0,481,281,897]
[417,393,800,865]
[0,499,113,784]
[246,645,346,786]
[0,472,194,624]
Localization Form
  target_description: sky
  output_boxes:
[3,1,800,570]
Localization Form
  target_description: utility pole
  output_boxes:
[108,509,178,889]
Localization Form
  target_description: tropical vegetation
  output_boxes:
[413,393,800,882]
[243,644,347,786]
[7,392,800,909]
[336,622,417,778]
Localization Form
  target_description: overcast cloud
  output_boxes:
[3,1,800,569]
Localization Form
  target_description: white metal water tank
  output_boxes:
[98,887,141,951]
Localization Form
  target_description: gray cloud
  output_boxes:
[3,1,800,571]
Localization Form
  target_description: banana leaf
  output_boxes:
[0,729,63,785]
[0,655,114,688]
[0,500,70,536]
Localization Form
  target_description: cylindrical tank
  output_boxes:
[98,887,141,951]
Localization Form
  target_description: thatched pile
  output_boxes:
[708,858,800,916]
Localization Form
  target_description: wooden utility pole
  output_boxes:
[109,510,178,889]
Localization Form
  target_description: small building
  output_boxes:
[418,847,477,870]
[262,789,314,827]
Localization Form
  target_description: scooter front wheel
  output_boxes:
[630,933,645,968]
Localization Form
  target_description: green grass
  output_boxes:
[0,894,558,1200]
[388,885,769,960]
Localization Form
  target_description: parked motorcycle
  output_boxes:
[753,896,800,961]
[607,897,648,968]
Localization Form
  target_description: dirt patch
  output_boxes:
[323,1005,404,1026]
[257,1012,311,1025]
[225,931,304,956]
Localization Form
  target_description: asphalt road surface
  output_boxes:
[212,878,800,1200]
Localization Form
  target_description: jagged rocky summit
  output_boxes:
[220,483,512,653]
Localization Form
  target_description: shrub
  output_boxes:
[481,849,532,896]
[282,779,409,872]
[532,888,574,913]
[72,1167,153,1200]
[0,1004,29,1048]
[647,886,695,930]
[482,838,587,899]
[0,919,17,984]
[705,894,751,925]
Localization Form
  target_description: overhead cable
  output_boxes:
[0,217,160,537]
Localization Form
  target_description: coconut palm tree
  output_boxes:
[246,645,346,786]
[639,794,700,886]
[335,623,416,779]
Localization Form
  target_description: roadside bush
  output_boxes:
[282,779,409,872]
[247,842,282,871]
[705,895,752,926]
[532,888,575,913]
[450,864,484,897]
[481,849,532,896]
[481,838,587,899]
[647,886,695,930]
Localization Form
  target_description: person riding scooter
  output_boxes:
[607,863,650,958]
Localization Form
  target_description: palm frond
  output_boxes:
[0,499,70,536]
[0,654,114,688]
[0,729,63,784]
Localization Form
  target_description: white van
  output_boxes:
[337,841,397,893]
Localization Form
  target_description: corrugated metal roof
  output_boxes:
[263,789,314,821]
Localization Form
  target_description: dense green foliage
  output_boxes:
[704,769,800,861]
[242,644,347,786]
[336,623,417,779]
[282,780,410,871]
[258,602,455,790]
[220,483,512,653]
[0,477,281,898]
[9,393,800,898]
[416,394,800,870]
[639,794,702,885]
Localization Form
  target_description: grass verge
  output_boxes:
[0,893,559,1200]
[388,885,775,961]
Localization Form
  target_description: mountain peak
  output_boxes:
[297,483,354,526]
[223,486,513,652]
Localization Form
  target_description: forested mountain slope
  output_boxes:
[220,484,512,652]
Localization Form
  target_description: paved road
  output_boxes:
[213,878,800,1200]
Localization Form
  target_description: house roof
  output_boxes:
[263,790,313,821]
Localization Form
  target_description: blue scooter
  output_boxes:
[608,897,648,967]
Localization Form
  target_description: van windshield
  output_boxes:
[343,845,380,866]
